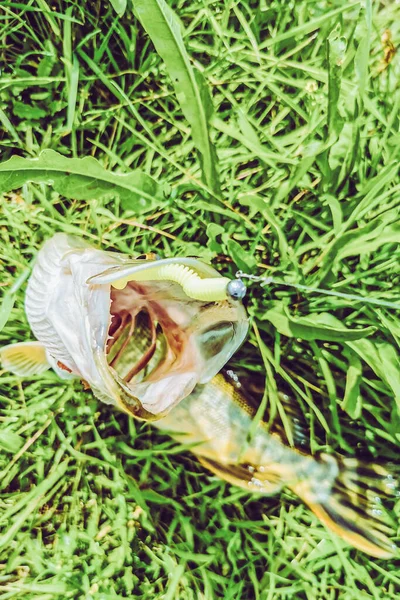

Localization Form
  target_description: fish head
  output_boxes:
[24,234,248,420]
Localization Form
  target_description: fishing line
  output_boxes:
[236,271,400,311]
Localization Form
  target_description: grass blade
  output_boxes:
[134,0,220,195]
[327,24,346,141]
[0,268,30,333]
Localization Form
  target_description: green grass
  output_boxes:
[1,0,400,597]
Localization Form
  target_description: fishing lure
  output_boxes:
[0,233,248,419]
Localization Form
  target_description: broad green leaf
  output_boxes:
[355,35,370,100]
[319,211,400,269]
[13,101,46,120]
[109,0,127,16]
[0,430,24,453]
[0,150,164,213]
[226,238,257,272]
[378,311,400,349]
[347,338,400,410]
[327,24,346,140]
[341,349,363,419]
[134,0,220,194]
[37,40,57,78]
[262,302,376,342]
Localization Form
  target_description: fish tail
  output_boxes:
[290,453,399,558]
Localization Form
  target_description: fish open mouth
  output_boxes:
[88,258,249,420]
[107,307,159,384]
[106,281,198,411]
[10,233,248,421]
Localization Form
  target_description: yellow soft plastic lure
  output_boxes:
[111,262,231,300]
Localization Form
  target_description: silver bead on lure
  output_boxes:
[0,233,248,420]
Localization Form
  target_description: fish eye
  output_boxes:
[226,279,246,300]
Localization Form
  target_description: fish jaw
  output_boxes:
[25,234,124,406]
[24,233,249,419]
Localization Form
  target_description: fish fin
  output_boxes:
[292,454,399,558]
[198,456,285,495]
[0,341,51,376]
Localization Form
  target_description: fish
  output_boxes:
[1,234,398,558]
[0,233,248,420]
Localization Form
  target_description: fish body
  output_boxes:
[1,234,398,558]
[155,373,399,559]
